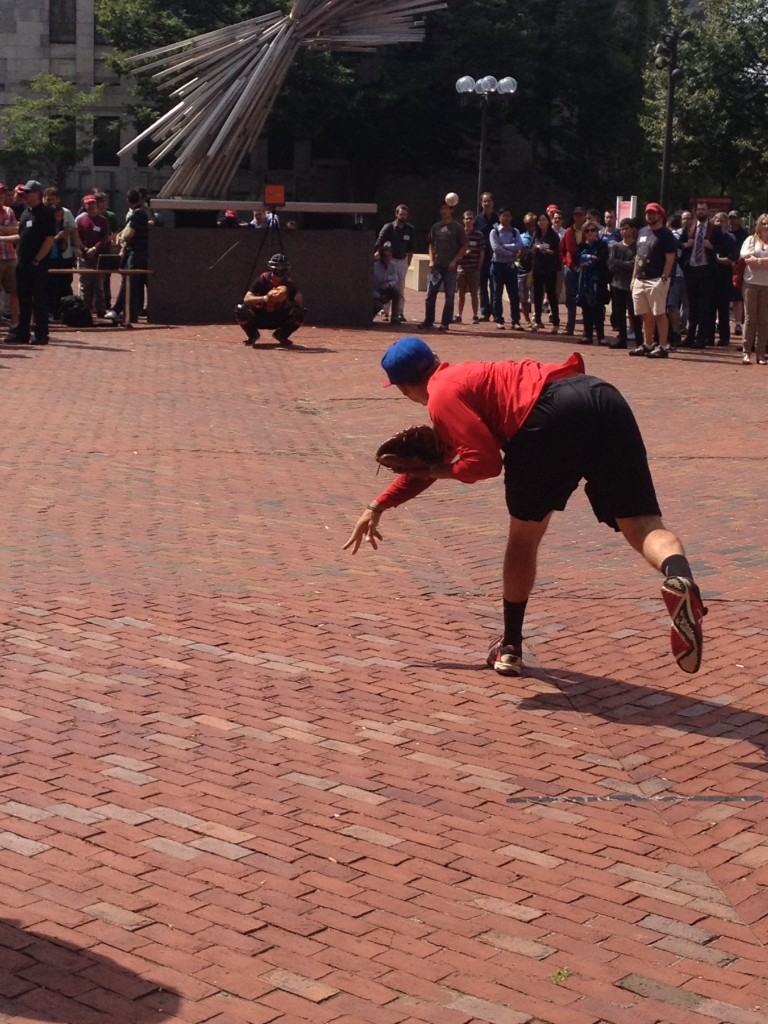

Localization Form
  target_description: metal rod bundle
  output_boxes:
[119,0,447,198]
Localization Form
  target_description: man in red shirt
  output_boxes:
[75,194,110,317]
[344,336,706,676]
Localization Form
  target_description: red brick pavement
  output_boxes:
[0,293,766,1024]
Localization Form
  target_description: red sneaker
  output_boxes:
[486,638,523,676]
[661,576,706,673]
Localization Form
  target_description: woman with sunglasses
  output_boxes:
[574,220,610,343]
[740,214,768,364]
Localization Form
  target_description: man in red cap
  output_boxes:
[75,194,110,318]
[629,202,677,358]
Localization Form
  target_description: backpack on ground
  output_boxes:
[60,295,94,328]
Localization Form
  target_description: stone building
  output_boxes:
[0,0,169,213]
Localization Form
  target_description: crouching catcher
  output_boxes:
[235,253,304,347]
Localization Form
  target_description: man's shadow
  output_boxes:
[0,918,181,1023]
[247,342,334,353]
[519,666,768,771]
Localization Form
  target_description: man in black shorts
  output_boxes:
[344,336,706,676]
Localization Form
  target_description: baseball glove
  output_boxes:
[375,424,445,473]
[265,285,289,312]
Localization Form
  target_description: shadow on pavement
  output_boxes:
[0,917,181,1023]
[47,342,134,352]
[246,343,335,353]
[520,667,768,767]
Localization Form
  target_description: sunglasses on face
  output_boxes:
[584,228,598,233]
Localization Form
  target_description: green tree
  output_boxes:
[642,0,768,212]
[510,0,658,205]
[93,0,697,208]
[0,74,105,186]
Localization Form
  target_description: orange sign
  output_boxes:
[264,184,285,206]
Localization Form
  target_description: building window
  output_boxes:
[93,117,120,166]
[50,0,77,44]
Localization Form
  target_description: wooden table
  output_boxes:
[49,267,154,328]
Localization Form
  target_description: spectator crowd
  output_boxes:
[374,194,768,364]
[0,181,158,342]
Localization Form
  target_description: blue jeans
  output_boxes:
[479,257,493,318]
[424,266,457,327]
[564,266,579,333]
[490,262,519,324]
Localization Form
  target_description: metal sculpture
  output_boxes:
[119,0,447,198]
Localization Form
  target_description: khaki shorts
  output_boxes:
[631,276,669,317]
[0,259,16,295]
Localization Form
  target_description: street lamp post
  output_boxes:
[654,27,694,211]
[455,75,517,211]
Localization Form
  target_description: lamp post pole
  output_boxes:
[654,27,694,211]
[477,93,489,214]
[455,75,517,211]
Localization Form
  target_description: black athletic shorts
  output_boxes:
[501,374,661,530]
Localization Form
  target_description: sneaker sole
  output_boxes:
[661,577,704,674]
[490,657,522,676]
[486,650,523,676]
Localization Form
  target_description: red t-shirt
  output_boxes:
[374,352,584,509]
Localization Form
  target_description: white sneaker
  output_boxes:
[104,310,119,322]
[742,353,751,364]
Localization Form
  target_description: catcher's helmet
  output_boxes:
[267,253,290,271]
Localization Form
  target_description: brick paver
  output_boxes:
[0,296,766,1024]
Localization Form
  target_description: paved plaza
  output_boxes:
[0,294,767,1024]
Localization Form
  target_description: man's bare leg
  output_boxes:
[488,514,552,676]
[503,513,552,601]
[616,514,683,569]
[617,513,705,674]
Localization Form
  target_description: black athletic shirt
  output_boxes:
[18,203,56,265]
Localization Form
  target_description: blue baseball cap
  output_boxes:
[381,336,436,386]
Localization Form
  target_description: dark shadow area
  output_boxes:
[409,659,488,672]
[519,666,768,769]
[246,342,335,353]
[45,342,133,352]
[0,918,181,1023]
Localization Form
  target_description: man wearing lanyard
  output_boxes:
[375,204,416,325]
[2,180,55,344]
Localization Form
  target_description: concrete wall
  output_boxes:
[146,228,375,327]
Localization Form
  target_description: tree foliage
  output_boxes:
[92,0,768,211]
[641,0,768,211]
[0,74,105,186]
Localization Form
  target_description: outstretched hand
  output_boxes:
[343,508,383,554]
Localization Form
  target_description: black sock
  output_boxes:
[503,599,527,647]
[661,555,693,582]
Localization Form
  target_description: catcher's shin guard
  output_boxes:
[284,302,305,336]
[235,303,260,343]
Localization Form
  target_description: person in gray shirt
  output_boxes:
[418,202,468,332]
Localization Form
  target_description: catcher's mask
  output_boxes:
[381,336,436,387]
[267,253,290,273]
